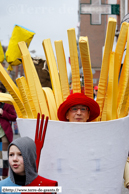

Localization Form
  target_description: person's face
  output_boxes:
[66,105,90,122]
[94,89,98,96]
[9,145,25,176]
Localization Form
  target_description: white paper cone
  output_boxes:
[17,115,129,194]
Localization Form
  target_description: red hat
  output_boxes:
[94,86,98,90]
[57,93,100,122]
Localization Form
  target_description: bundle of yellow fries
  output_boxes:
[0,17,129,122]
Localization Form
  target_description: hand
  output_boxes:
[0,108,3,115]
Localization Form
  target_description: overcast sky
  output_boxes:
[0,0,79,76]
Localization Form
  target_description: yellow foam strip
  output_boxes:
[18,41,49,117]
[121,78,129,117]
[31,62,50,117]
[0,93,23,118]
[115,22,128,78]
[20,55,40,115]
[54,40,70,101]
[124,84,129,116]
[117,55,126,103]
[106,52,118,120]
[117,27,129,118]
[42,87,58,121]
[18,42,40,114]
[79,36,93,99]
[117,73,129,118]
[42,39,63,108]
[0,63,27,118]
[67,28,81,93]
[18,76,37,118]
[96,17,116,121]
[101,93,108,121]
[16,76,37,118]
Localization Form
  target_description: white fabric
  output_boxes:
[17,116,129,194]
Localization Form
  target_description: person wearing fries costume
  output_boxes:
[58,93,129,190]
[57,93,100,122]
[1,16,129,192]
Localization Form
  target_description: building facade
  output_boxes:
[78,0,129,87]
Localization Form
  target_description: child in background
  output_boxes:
[0,136,58,194]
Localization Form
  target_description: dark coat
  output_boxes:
[0,103,17,142]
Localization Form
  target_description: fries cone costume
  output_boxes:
[0,17,129,193]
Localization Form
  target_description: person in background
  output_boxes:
[0,82,17,180]
[57,92,100,122]
[93,86,98,101]
[124,155,129,189]
[0,136,58,194]
[13,121,19,135]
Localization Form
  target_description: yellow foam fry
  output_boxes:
[42,39,63,108]
[18,76,37,118]
[117,56,126,109]
[42,87,58,121]
[16,76,37,118]
[115,22,128,78]
[0,42,4,63]
[6,25,35,70]
[0,93,23,118]
[106,52,118,120]
[117,27,129,118]
[124,86,129,117]
[67,28,81,93]
[117,77,129,118]
[79,36,93,99]
[101,93,108,121]
[96,17,116,121]
[18,41,49,117]
[123,61,129,117]
[0,63,27,118]
[20,54,40,114]
[122,79,129,117]
[54,40,70,101]
[32,67,50,117]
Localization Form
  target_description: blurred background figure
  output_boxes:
[94,86,98,101]
[13,121,19,135]
[0,82,17,180]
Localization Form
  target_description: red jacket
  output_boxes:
[24,175,58,194]
[0,103,17,142]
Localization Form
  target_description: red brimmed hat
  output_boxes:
[57,93,100,122]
